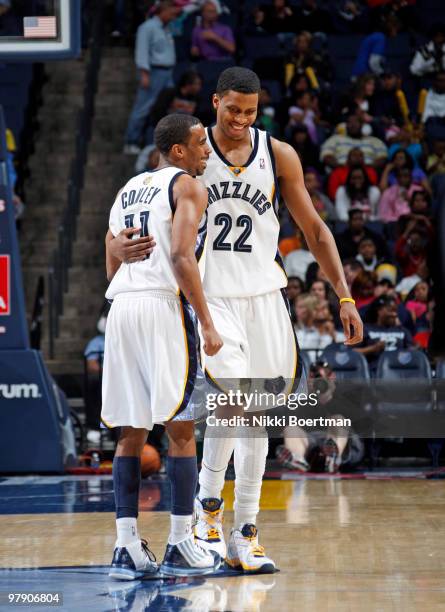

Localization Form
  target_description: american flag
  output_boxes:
[23,16,57,39]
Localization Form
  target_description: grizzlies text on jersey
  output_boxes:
[199,126,287,298]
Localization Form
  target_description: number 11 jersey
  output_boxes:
[200,126,287,298]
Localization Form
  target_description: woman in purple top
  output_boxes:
[191,1,235,60]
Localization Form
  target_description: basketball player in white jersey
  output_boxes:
[103,114,223,580]
[107,68,363,574]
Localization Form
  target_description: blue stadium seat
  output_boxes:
[327,35,363,60]
[243,35,284,60]
[386,33,411,59]
[197,59,236,94]
[321,343,370,382]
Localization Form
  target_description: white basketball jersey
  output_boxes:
[106,167,206,299]
[200,126,287,298]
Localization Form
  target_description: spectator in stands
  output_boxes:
[339,74,377,129]
[405,281,434,348]
[336,208,389,260]
[286,31,334,86]
[288,124,321,170]
[355,236,382,271]
[379,149,430,194]
[335,166,381,221]
[371,70,404,129]
[283,227,316,281]
[351,269,378,309]
[334,1,369,34]
[378,166,422,222]
[255,87,280,136]
[286,276,305,303]
[422,71,445,145]
[286,91,319,144]
[146,70,203,141]
[251,0,296,35]
[135,145,160,174]
[397,189,434,236]
[294,294,333,360]
[395,224,428,277]
[387,125,425,168]
[343,258,364,290]
[309,279,330,302]
[124,0,179,154]
[327,147,378,200]
[293,0,333,34]
[355,294,413,372]
[5,129,25,225]
[191,0,235,60]
[352,14,400,77]
[321,115,388,170]
[405,280,430,322]
[305,168,337,222]
[427,139,445,204]
[410,24,445,78]
[427,139,445,177]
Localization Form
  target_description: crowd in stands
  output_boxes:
[120,0,443,372]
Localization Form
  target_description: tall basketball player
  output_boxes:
[107,68,363,574]
[103,114,223,580]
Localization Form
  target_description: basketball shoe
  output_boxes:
[194,497,227,558]
[109,538,158,581]
[160,535,221,576]
[275,445,309,472]
[226,524,276,574]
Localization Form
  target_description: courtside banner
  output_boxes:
[0,255,10,315]
[0,107,28,348]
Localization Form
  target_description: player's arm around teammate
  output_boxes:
[272,138,364,345]
[170,174,223,357]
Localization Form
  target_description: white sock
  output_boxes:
[199,435,235,500]
[233,433,268,528]
[168,514,193,545]
[116,517,139,547]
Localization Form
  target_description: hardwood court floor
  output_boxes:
[1,479,445,611]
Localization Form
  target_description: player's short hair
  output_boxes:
[216,67,261,97]
[154,114,201,156]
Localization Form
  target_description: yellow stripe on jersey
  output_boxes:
[229,166,247,176]
[166,301,189,421]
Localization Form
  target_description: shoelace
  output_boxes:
[141,539,156,563]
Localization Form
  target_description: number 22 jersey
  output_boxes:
[199,126,287,298]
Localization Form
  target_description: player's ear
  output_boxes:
[171,143,183,159]
[212,94,220,112]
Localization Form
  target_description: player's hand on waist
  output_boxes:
[202,325,224,356]
[340,302,364,346]
[111,228,156,263]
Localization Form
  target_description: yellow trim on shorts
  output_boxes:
[165,300,189,421]
[101,416,114,429]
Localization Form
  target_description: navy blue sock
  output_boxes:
[167,456,198,515]
[113,456,141,519]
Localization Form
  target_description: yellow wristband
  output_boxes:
[339,297,356,305]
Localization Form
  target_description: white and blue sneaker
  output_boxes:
[194,497,227,558]
[160,535,221,577]
[226,524,276,574]
[109,539,158,581]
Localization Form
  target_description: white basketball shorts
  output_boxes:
[201,289,303,395]
[101,291,198,430]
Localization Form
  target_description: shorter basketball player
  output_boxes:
[103,114,223,580]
